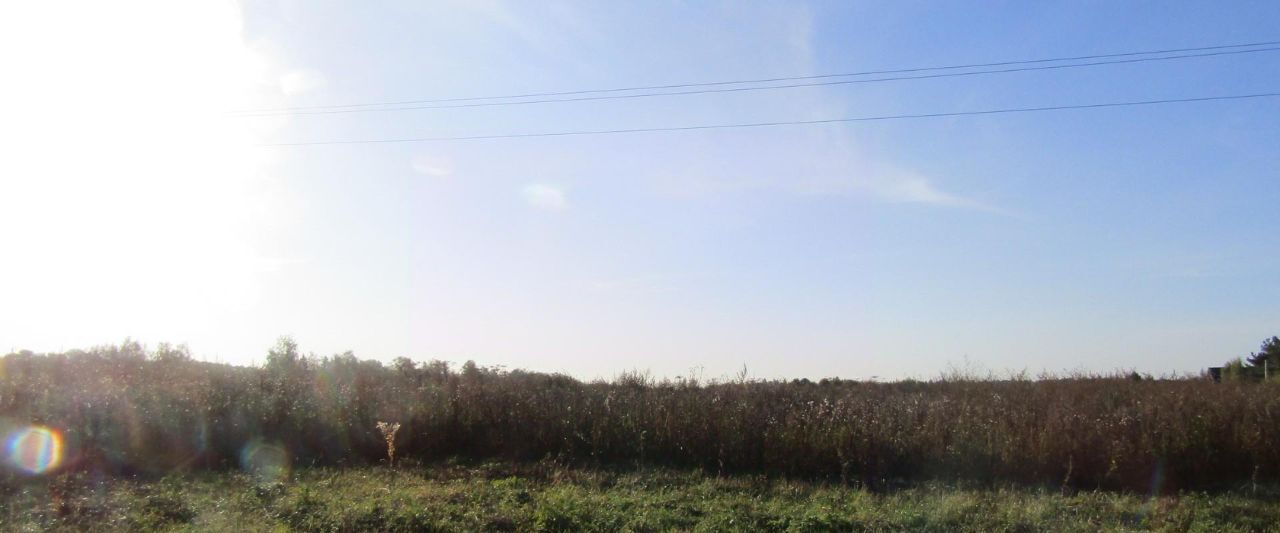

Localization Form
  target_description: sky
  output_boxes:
[1,1,1278,380]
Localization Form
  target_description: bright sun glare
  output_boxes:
[0,1,286,349]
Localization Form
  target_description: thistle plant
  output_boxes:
[376,421,401,467]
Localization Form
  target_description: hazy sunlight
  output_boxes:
[0,1,286,351]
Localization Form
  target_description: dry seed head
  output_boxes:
[376,421,401,466]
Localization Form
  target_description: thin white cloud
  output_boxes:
[278,68,326,96]
[867,172,1007,214]
[571,274,692,296]
[786,133,1013,215]
[651,156,1010,216]
[783,5,815,74]
[411,154,454,177]
[522,183,567,211]
[441,0,556,53]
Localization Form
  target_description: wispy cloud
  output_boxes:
[650,150,1011,216]
[411,154,454,177]
[778,128,1014,215]
[861,170,1011,215]
[440,0,562,54]
[572,274,692,296]
[278,68,325,96]
[522,183,567,211]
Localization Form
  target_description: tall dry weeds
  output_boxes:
[376,421,400,467]
[2,343,1278,491]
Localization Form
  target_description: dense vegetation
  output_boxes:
[6,463,1280,532]
[1219,336,1280,382]
[2,339,1279,493]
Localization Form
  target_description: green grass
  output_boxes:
[3,462,1278,532]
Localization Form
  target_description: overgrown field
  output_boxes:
[2,340,1280,493]
[4,463,1280,532]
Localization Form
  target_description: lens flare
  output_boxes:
[5,426,64,474]
[1149,459,1166,497]
[240,440,289,481]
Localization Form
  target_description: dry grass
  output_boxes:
[377,422,401,467]
[2,340,1278,491]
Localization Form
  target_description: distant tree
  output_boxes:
[151,342,192,362]
[393,357,416,375]
[461,360,480,379]
[1222,357,1249,382]
[1245,336,1280,370]
[262,336,315,439]
[266,336,302,369]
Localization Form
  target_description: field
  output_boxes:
[2,341,1280,530]
[4,463,1280,532]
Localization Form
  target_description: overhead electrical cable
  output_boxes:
[229,39,1280,116]
[260,91,1280,146]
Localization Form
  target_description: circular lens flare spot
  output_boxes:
[240,440,289,482]
[6,426,64,474]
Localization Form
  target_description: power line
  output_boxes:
[260,91,1280,146]
[231,39,1280,116]
[231,46,1280,117]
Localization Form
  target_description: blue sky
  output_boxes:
[1,1,1278,379]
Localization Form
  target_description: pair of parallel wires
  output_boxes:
[237,40,1280,146]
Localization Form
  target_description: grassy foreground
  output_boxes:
[2,463,1278,532]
